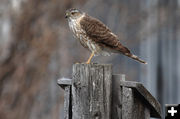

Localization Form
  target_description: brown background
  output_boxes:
[0,0,180,119]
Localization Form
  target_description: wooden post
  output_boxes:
[57,78,72,119]
[72,63,112,119]
[111,74,161,119]
[111,74,125,119]
[57,63,162,119]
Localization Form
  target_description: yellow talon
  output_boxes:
[86,52,94,64]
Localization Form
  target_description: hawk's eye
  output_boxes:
[71,12,76,15]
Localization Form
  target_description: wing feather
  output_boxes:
[80,14,130,54]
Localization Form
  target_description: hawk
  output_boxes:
[65,8,147,64]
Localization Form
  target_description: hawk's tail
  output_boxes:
[125,53,147,64]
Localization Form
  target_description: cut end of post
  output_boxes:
[73,63,112,66]
[57,77,72,89]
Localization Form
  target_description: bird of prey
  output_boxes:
[65,8,147,64]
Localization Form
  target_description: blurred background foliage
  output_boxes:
[0,0,180,119]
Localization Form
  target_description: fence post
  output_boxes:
[57,78,72,119]
[57,63,162,119]
[72,63,112,119]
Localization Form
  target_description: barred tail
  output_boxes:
[125,53,147,64]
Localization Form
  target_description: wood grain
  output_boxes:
[72,63,112,119]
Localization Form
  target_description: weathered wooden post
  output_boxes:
[58,63,162,119]
[111,75,161,119]
[72,64,112,119]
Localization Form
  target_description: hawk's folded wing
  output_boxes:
[80,14,130,54]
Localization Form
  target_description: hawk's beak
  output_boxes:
[65,13,69,18]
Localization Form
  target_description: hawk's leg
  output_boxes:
[86,51,94,64]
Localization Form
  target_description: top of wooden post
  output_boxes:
[72,63,112,67]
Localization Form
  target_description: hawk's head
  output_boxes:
[65,8,83,20]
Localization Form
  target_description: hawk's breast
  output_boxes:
[68,18,89,48]
[68,17,111,56]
